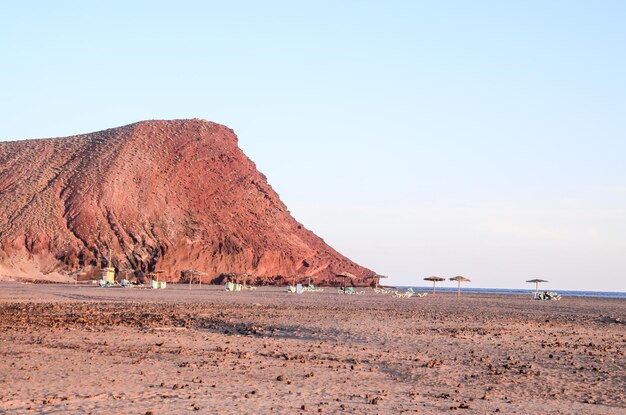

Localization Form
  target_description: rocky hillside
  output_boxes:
[0,119,373,284]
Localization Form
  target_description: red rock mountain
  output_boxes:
[0,119,373,284]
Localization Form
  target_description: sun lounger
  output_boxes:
[151,280,166,289]
[394,290,414,298]
[344,287,364,295]
[406,288,427,297]
[307,284,323,292]
[534,291,561,300]
[226,282,241,291]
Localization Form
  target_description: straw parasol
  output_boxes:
[336,272,356,290]
[119,268,134,283]
[184,269,207,289]
[148,270,165,282]
[423,276,446,296]
[241,273,255,288]
[526,278,548,297]
[367,274,388,289]
[288,275,300,287]
[449,276,471,297]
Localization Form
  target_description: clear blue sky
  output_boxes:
[1,1,625,291]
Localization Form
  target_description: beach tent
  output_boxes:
[423,276,446,296]
[526,279,548,298]
[449,276,471,297]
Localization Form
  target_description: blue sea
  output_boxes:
[397,286,626,299]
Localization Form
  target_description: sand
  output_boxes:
[0,283,624,414]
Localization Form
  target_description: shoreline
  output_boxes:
[2,280,625,299]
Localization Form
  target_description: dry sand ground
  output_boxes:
[0,283,624,414]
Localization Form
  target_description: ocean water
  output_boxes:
[396,286,626,299]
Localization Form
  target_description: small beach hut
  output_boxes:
[100,247,115,283]
[336,272,356,291]
[101,266,115,284]
[449,276,471,297]
[424,276,445,296]
[526,279,548,297]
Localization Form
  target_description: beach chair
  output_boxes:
[534,291,561,300]
[345,287,365,295]
[407,288,427,297]
[308,284,323,292]
[287,285,296,293]
[394,290,414,298]
[548,292,561,300]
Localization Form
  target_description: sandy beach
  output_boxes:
[0,283,624,414]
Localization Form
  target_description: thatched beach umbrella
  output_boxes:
[241,273,254,288]
[424,276,446,296]
[336,272,356,290]
[288,275,300,287]
[119,268,132,281]
[367,274,388,289]
[148,270,165,282]
[223,272,236,283]
[526,278,548,297]
[449,276,471,297]
[184,269,206,289]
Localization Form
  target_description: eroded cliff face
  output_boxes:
[0,119,373,283]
